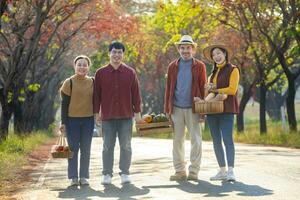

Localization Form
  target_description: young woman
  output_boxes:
[203,44,240,182]
[59,55,94,186]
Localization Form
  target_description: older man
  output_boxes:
[164,35,207,181]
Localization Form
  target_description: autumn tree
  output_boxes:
[218,0,287,134]
[0,0,93,140]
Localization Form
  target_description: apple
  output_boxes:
[55,145,64,152]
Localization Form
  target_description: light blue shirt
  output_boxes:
[173,58,193,108]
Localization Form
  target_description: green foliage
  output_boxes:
[147,0,220,52]
[1,14,10,23]
[90,41,141,73]
[90,42,110,73]
[28,83,41,92]
[7,92,13,103]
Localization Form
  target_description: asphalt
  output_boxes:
[15,137,300,200]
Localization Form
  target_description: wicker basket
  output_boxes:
[136,121,173,136]
[195,101,224,114]
[51,135,74,159]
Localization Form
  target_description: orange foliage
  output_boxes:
[83,0,139,40]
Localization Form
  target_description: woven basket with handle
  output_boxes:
[195,101,224,114]
[51,135,74,159]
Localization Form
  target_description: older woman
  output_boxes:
[203,44,240,182]
[59,55,94,186]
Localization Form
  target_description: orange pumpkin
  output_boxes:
[142,114,152,123]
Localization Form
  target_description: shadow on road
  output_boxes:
[54,183,150,200]
[143,180,273,197]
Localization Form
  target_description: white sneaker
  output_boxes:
[210,170,227,181]
[120,174,131,184]
[226,170,236,182]
[101,174,112,185]
[80,178,89,185]
[70,178,79,186]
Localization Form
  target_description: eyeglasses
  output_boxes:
[111,50,124,55]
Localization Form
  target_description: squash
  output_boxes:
[142,114,152,123]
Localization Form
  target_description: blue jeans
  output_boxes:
[66,117,94,179]
[102,118,133,176]
[206,114,235,167]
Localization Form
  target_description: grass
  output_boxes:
[133,120,300,148]
[234,121,300,148]
[243,101,300,121]
[0,131,53,184]
[133,102,300,148]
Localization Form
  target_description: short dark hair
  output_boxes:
[109,41,125,52]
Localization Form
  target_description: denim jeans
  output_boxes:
[102,118,133,176]
[66,116,94,179]
[206,114,235,167]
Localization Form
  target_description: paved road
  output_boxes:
[16,138,300,200]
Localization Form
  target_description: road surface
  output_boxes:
[16,137,300,200]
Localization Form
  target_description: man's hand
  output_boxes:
[193,97,204,102]
[135,119,146,124]
[134,112,146,124]
[199,114,206,123]
[166,113,174,126]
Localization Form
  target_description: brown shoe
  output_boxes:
[170,171,187,181]
[187,172,198,181]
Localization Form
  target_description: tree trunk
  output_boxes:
[266,89,285,121]
[13,100,24,134]
[0,108,11,141]
[0,90,12,141]
[259,84,267,134]
[286,79,297,131]
[37,98,57,130]
[237,84,253,133]
[276,51,299,131]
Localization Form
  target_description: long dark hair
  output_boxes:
[210,47,229,82]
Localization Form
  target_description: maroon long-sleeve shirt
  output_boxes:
[93,63,142,121]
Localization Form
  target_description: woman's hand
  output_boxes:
[95,113,101,126]
[59,124,66,136]
[59,124,65,132]
[208,84,218,93]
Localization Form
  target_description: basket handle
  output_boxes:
[56,136,68,146]
[56,136,62,146]
[62,137,69,147]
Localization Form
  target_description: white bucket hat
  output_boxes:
[175,35,197,47]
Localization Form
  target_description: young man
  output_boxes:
[94,41,143,185]
[164,35,207,181]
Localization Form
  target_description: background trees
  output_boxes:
[0,0,299,142]
[0,0,94,139]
